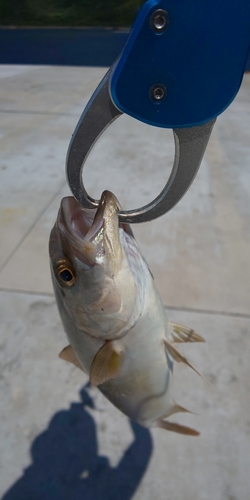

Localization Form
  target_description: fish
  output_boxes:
[49,190,205,435]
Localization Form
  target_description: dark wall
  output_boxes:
[1,28,250,70]
[0,28,129,66]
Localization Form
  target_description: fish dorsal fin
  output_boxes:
[162,402,194,419]
[90,340,124,387]
[164,338,203,378]
[59,345,85,372]
[168,322,205,343]
[157,419,200,436]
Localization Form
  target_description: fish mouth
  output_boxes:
[58,191,121,265]
[60,197,97,243]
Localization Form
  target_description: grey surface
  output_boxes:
[0,65,250,499]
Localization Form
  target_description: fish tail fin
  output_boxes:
[167,322,205,343]
[157,419,200,436]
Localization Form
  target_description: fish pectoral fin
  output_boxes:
[168,322,205,343]
[157,419,200,436]
[164,338,203,378]
[90,340,123,387]
[59,345,85,372]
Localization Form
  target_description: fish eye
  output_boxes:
[56,263,75,286]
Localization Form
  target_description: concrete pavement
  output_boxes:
[0,65,250,499]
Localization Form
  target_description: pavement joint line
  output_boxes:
[0,288,55,297]
[0,286,249,319]
[0,181,67,274]
[0,109,80,117]
[164,305,250,319]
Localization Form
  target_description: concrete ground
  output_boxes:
[0,65,250,500]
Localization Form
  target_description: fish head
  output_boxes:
[49,191,145,340]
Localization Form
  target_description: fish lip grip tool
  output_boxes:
[66,68,215,223]
[66,0,250,223]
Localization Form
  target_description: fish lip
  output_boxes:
[59,191,119,243]
[57,191,120,263]
[84,190,120,242]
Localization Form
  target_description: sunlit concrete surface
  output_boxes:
[0,65,250,499]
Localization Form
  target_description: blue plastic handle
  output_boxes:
[110,0,250,128]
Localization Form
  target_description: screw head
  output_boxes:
[150,9,169,33]
[150,84,167,102]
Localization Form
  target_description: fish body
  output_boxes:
[49,191,204,434]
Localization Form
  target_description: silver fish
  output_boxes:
[49,191,205,435]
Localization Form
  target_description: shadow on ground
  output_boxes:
[2,385,153,500]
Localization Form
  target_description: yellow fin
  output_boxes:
[90,340,123,387]
[59,345,85,372]
[164,338,203,378]
[157,419,200,436]
[168,322,205,343]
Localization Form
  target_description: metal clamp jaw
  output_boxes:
[66,68,215,223]
[66,0,250,223]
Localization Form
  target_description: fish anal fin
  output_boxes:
[168,322,205,343]
[162,401,194,419]
[90,340,123,387]
[59,345,85,372]
[157,419,200,436]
